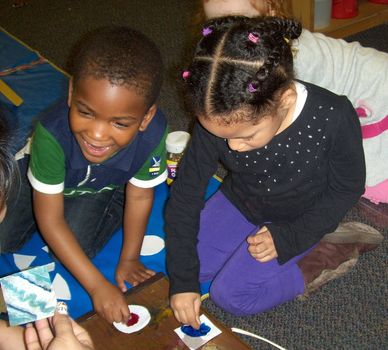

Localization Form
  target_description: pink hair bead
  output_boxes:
[248,32,259,43]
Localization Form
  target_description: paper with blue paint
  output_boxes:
[181,323,211,337]
[0,264,57,326]
[174,314,222,350]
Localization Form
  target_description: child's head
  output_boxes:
[67,26,164,164]
[183,16,301,151]
[0,116,17,223]
[200,0,290,21]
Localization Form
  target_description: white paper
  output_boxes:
[174,314,222,350]
[113,305,151,334]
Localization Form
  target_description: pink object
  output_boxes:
[248,32,259,43]
[364,179,388,204]
[332,0,358,19]
[182,71,190,80]
[355,107,368,118]
[360,114,388,139]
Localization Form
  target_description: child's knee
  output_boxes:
[210,278,282,316]
[209,279,256,316]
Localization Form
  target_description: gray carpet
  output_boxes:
[0,1,387,349]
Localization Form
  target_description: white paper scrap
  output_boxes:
[174,314,222,350]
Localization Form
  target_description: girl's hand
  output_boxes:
[115,259,155,292]
[170,292,201,330]
[247,226,278,262]
[89,280,129,324]
[25,308,94,350]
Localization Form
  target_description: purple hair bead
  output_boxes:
[202,27,213,36]
[248,83,258,93]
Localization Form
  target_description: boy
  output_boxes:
[0,26,168,324]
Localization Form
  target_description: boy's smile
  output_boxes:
[68,78,155,164]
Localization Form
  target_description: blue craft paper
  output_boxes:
[0,264,57,326]
[181,323,211,337]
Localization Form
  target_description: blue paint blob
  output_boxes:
[181,323,211,337]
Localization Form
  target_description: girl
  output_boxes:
[198,0,388,205]
[165,16,382,329]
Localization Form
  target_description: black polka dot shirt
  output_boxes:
[165,82,365,295]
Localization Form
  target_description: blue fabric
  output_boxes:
[0,28,68,151]
[0,179,220,319]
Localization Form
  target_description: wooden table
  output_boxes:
[78,273,251,350]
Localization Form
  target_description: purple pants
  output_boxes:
[198,191,312,316]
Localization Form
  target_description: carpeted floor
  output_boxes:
[0,1,387,349]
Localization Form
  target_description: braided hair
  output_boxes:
[184,16,301,124]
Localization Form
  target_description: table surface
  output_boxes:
[78,273,251,350]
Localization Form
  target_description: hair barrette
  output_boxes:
[202,27,213,36]
[182,70,190,80]
[284,37,290,44]
[248,32,259,44]
[248,82,258,93]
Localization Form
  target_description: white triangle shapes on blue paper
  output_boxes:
[42,246,49,253]
[13,254,36,271]
[52,273,72,300]
[140,235,165,256]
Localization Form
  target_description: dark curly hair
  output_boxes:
[184,16,301,124]
[68,26,164,109]
[0,115,18,209]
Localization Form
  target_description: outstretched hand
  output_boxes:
[115,259,155,292]
[247,226,278,262]
[25,308,94,350]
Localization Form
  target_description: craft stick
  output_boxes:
[0,79,23,106]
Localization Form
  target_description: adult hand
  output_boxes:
[25,308,94,350]
[170,292,201,329]
[90,279,130,324]
[115,259,155,292]
[247,226,278,262]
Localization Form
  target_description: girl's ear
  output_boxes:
[139,104,157,131]
[280,87,297,109]
[67,78,74,107]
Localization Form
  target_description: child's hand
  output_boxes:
[89,280,129,324]
[115,259,155,292]
[247,226,278,262]
[170,292,201,330]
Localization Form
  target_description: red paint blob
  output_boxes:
[126,312,140,326]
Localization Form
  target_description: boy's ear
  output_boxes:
[67,78,74,107]
[139,104,157,132]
